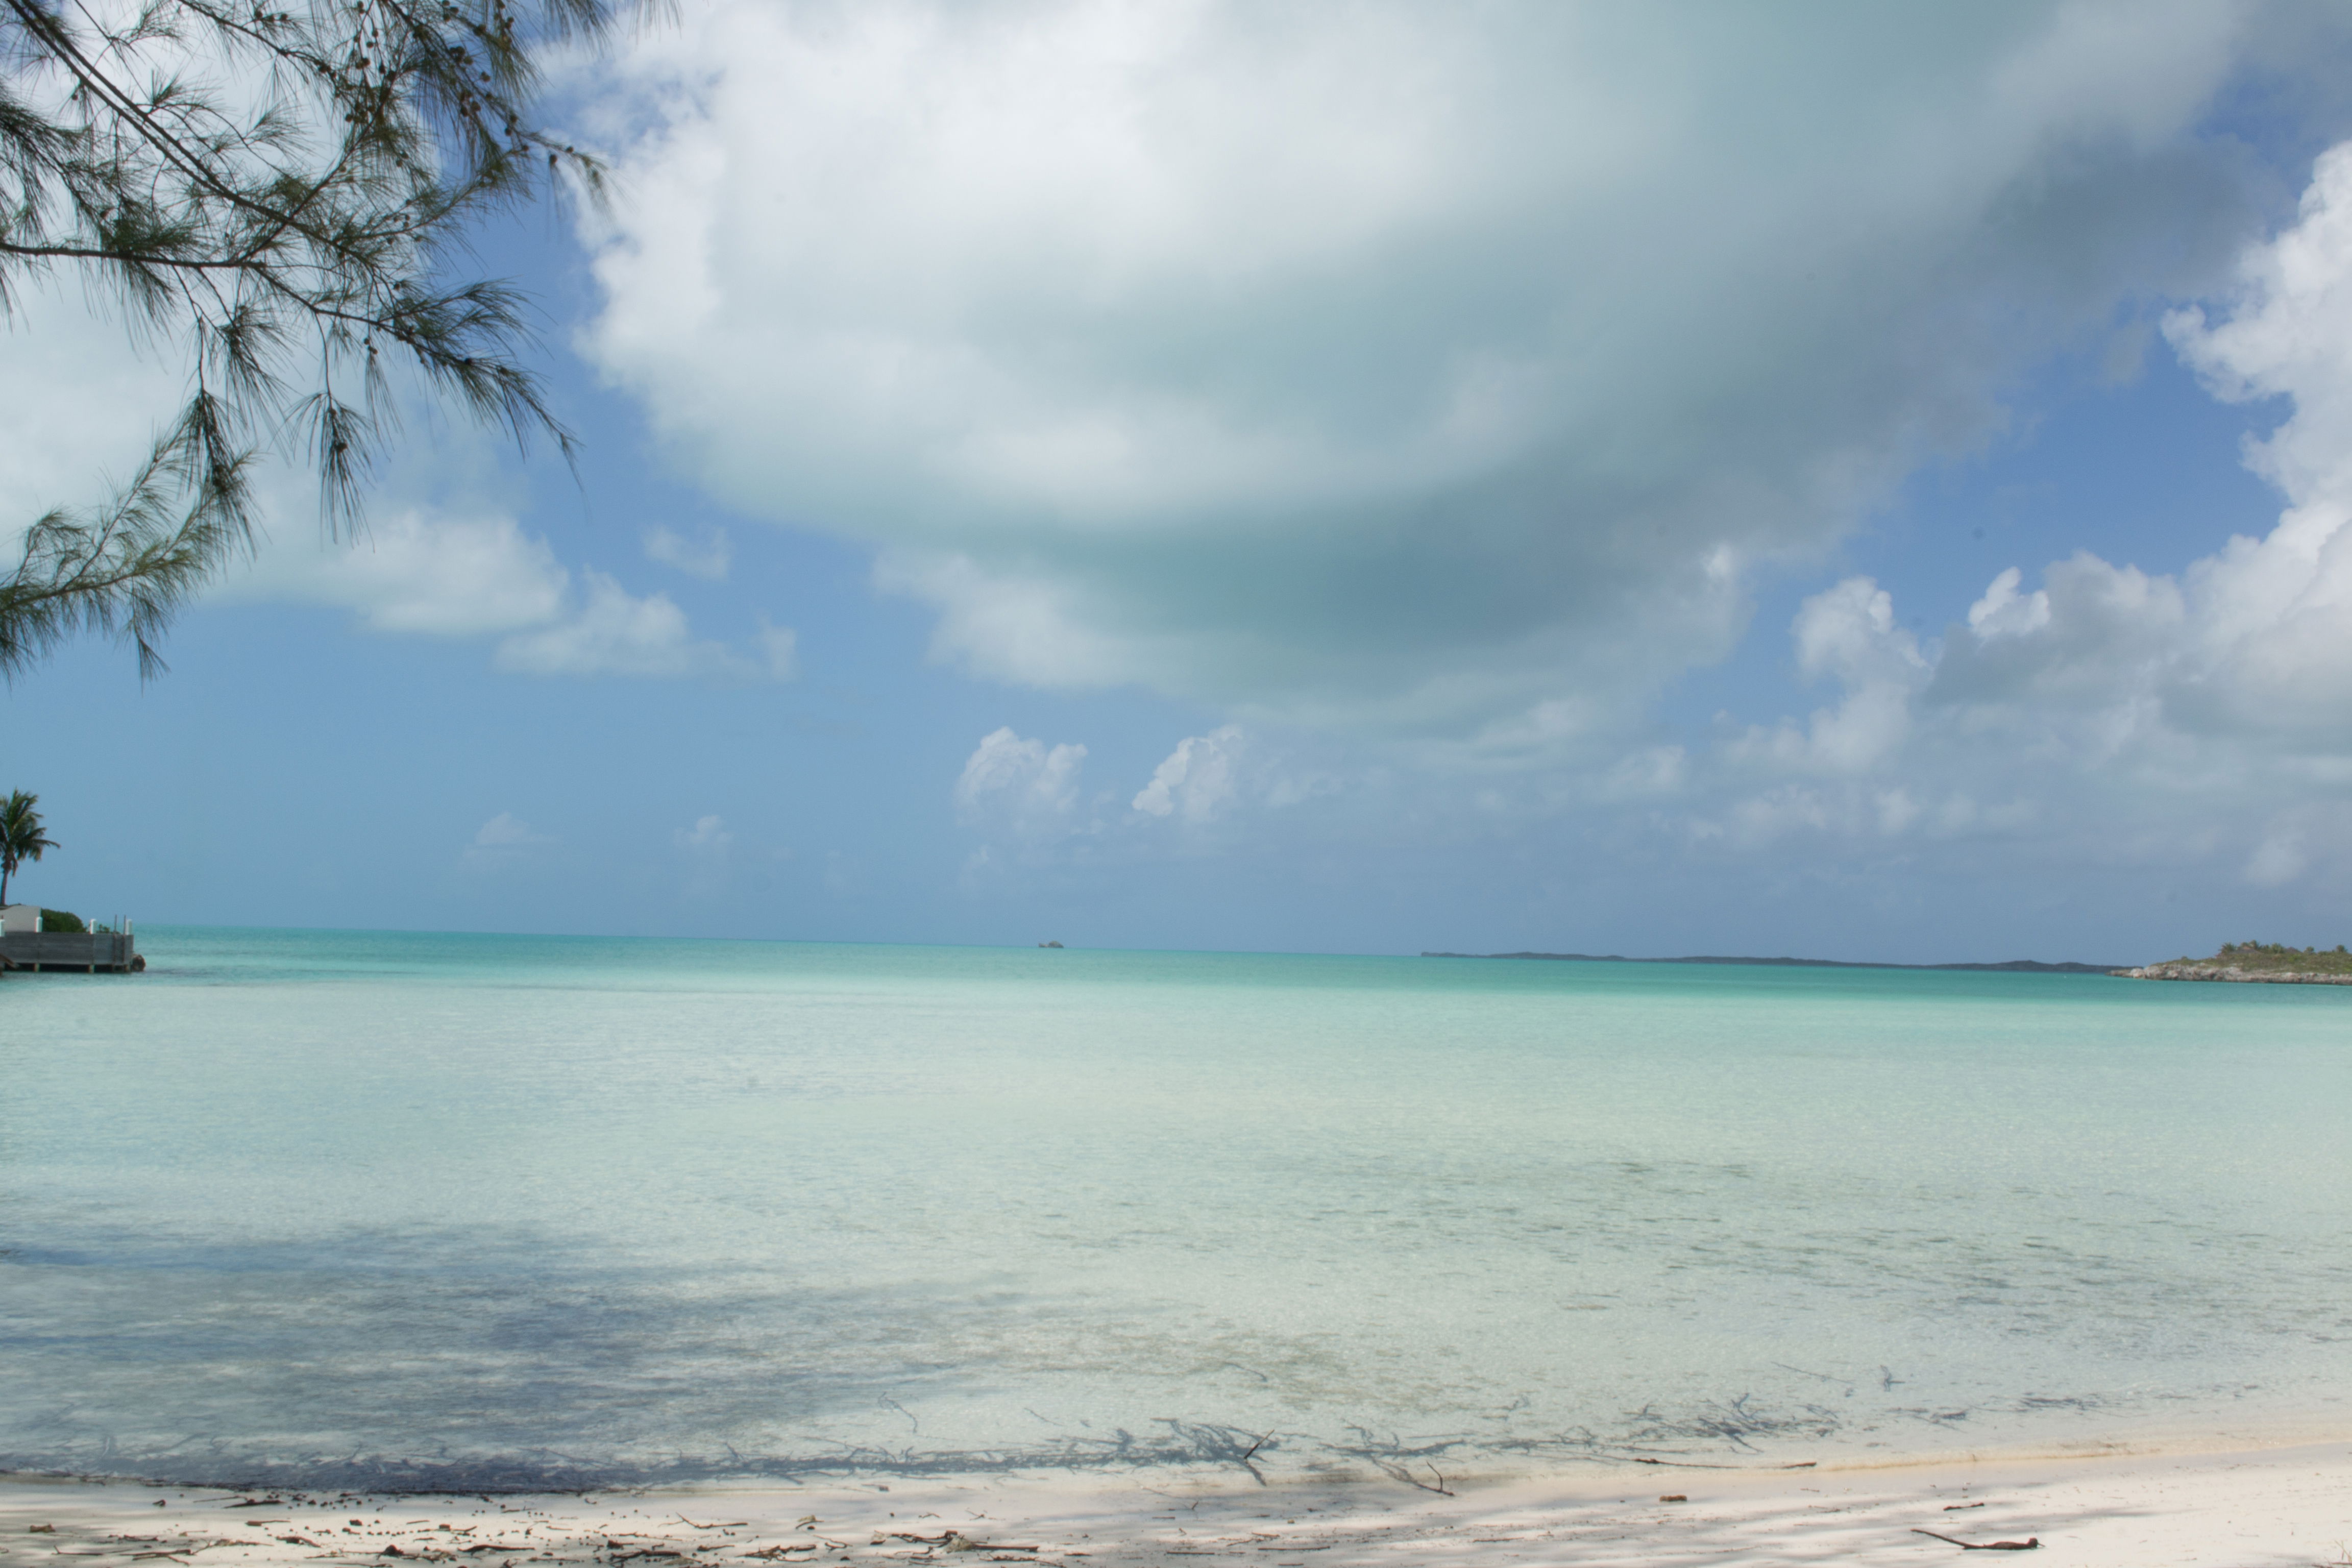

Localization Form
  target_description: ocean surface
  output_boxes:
[1,929,2347,1491]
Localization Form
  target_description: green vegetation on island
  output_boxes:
[2118,942,2352,984]
[2184,942,2352,975]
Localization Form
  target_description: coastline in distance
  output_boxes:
[1419,950,2126,973]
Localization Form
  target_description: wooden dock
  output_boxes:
[0,932,140,973]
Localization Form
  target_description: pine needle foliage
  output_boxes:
[0,0,627,676]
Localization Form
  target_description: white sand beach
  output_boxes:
[6,1438,2347,1568]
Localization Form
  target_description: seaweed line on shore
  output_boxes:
[0,1406,1864,1496]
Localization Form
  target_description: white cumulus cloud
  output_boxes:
[474,811,553,847]
[1918,141,2352,751]
[1668,134,2352,890]
[229,508,569,635]
[955,727,1091,844]
[577,0,2294,736]
[462,811,557,867]
[1730,579,1930,776]
[493,569,757,679]
[1133,725,1245,822]
[232,513,796,681]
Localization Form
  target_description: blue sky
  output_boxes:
[13,1,2352,963]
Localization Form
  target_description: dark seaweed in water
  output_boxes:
[1623,1395,1842,1452]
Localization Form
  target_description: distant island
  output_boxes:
[2115,941,2352,986]
[1422,951,2123,974]
[1427,942,2352,985]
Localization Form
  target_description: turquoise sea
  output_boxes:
[1,929,2347,1490]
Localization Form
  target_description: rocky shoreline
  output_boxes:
[2112,962,2352,985]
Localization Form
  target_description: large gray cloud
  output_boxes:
[918,133,2352,920]
[578,0,2320,742]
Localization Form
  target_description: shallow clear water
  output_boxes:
[2,929,2347,1490]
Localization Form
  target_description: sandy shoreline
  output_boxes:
[6,1437,2347,1568]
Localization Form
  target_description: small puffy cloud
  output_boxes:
[1728,578,1928,776]
[462,811,556,867]
[1966,568,2050,639]
[1132,725,1244,822]
[676,813,733,852]
[579,0,2289,737]
[644,523,733,580]
[955,721,1339,875]
[474,811,553,847]
[954,727,1090,842]
[229,509,569,635]
[201,477,788,681]
[237,517,789,680]
[1793,578,1924,691]
[1929,552,2187,722]
[1124,723,1338,834]
[949,722,1327,889]
[493,569,757,679]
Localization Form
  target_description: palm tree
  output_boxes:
[0,791,58,909]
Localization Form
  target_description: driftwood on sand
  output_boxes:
[1912,1527,2042,1550]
